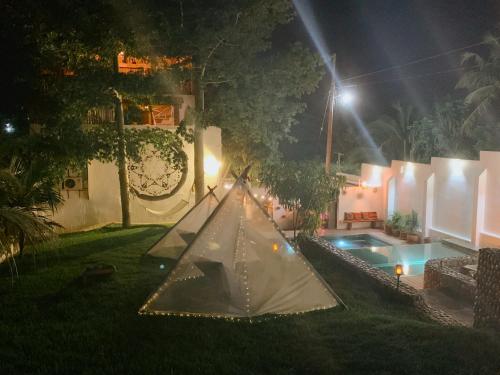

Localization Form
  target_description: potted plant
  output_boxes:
[390,212,402,237]
[399,214,410,240]
[384,217,393,235]
[406,210,420,243]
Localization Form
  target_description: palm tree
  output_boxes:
[0,158,62,257]
[368,102,415,161]
[456,32,500,130]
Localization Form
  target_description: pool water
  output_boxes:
[328,234,391,250]
[324,235,467,276]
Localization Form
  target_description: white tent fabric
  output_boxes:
[147,190,219,259]
[140,178,343,319]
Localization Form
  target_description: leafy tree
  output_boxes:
[146,0,324,179]
[1,0,323,224]
[368,102,416,161]
[457,30,500,131]
[408,116,435,163]
[260,160,345,238]
[0,0,191,227]
[431,100,476,159]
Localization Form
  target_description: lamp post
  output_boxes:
[395,263,404,290]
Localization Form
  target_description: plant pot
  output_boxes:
[400,231,408,240]
[384,224,392,235]
[392,229,400,237]
[407,233,419,244]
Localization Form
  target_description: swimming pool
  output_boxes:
[323,235,467,276]
[327,234,391,250]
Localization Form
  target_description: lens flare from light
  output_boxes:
[292,0,387,165]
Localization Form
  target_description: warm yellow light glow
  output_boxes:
[204,154,221,177]
[267,196,273,202]
[394,263,404,276]
[272,243,279,252]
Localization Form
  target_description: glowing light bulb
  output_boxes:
[204,154,221,177]
[272,243,279,252]
[339,91,355,106]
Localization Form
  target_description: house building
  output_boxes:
[52,54,222,232]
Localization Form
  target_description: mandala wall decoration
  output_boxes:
[128,147,187,201]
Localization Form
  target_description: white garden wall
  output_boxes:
[389,160,432,224]
[429,157,484,242]
[337,151,500,248]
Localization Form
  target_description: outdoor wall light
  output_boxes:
[272,243,279,252]
[4,122,14,133]
[394,263,404,290]
[450,158,465,177]
[204,154,221,177]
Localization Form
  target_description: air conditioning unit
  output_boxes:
[62,177,83,191]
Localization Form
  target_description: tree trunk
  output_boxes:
[113,90,131,228]
[193,75,205,203]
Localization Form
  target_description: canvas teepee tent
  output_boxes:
[147,187,220,259]
[140,175,344,319]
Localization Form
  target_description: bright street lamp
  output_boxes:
[338,90,356,107]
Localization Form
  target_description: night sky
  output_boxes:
[279,0,500,160]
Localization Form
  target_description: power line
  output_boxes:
[343,66,472,88]
[341,38,493,83]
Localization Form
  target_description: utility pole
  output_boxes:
[324,54,336,229]
[324,54,336,174]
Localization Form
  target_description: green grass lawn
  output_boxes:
[1,226,499,375]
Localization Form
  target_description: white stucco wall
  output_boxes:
[390,160,432,227]
[336,152,500,248]
[337,164,390,229]
[479,151,500,247]
[429,157,484,241]
[52,124,222,232]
